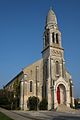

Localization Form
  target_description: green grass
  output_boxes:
[0,112,13,120]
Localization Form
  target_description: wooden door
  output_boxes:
[57,86,60,104]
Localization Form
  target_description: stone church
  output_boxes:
[5,8,74,110]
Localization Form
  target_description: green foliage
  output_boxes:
[0,89,14,109]
[39,98,48,110]
[74,99,78,109]
[27,96,39,110]
[12,80,20,109]
[13,79,20,98]
[74,98,80,109]
[0,80,20,110]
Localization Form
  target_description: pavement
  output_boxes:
[0,107,30,120]
[0,107,80,120]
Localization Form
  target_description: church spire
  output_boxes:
[46,8,57,27]
[43,8,62,51]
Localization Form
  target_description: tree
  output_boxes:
[12,80,20,109]
[27,96,39,110]
[0,79,20,110]
[0,89,11,109]
[74,98,80,109]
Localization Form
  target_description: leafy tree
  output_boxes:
[0,89,11,109]
[74,98,80,109]
[0,79,20,110]
[13,80,20,109]
[39,98,48,110]
[27,96,39,110]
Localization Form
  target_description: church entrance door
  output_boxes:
[57,86,60,104]
[57,84,66,105]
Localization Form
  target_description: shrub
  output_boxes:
[27,96,39,110]
[39,98,48,110]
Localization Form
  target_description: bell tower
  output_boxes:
[43,8,62,49]
[42,8,65,110]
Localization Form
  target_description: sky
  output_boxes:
[0,0,80,98]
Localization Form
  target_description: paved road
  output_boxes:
[0,107,80,120]
[13,110,80,120]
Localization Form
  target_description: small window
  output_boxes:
[30,81,32,92]
[56,61,60,75]
[24,74,28,79]
[45,33,49,46]
[52,32,55,43]
[45,61,48,79]
[30,70,32,77]
[56,33,59,44]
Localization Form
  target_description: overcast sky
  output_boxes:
[0,0,80,98]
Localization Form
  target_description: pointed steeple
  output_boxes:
[46,8,57,26]
[43,8,62,50]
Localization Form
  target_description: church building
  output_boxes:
[5,8,74,110]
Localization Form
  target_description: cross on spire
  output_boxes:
[50,0,54,8]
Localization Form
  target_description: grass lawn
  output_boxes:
[0,112,13,120]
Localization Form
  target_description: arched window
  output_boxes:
[56,33,59,44]
[52,32,55,43]
[56,61,60,75]
[45,60,48,79]
[30,81,32,92]
[45,33,49,46]
[30,70,32,77]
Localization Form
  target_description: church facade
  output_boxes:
[5,8,74,110]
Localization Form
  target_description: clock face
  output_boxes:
[51,49,62,57]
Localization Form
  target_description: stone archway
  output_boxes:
[57,84,66,105]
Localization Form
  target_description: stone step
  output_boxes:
[57,104,75,113]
